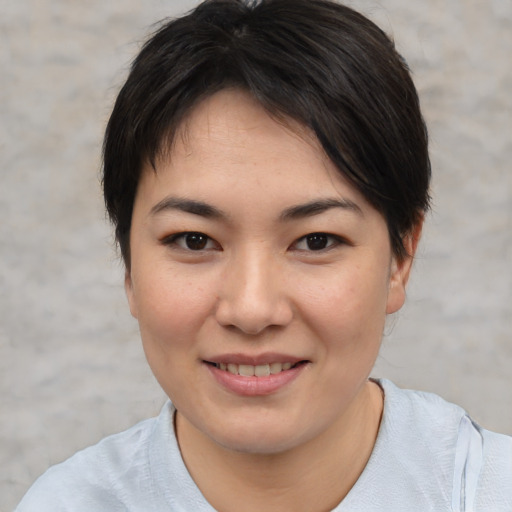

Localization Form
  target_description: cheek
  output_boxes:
[131,269,217,400]
[298,263,389,335]
[131,266,216,351]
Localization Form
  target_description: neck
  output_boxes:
[175,380,383,512]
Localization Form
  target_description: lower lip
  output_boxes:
[205,363,307,396]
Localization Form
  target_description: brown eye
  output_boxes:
[184,233,209,250]
[164,232,218,251]
[305,234,329,250]
[293,233,343,252]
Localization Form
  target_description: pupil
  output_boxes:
[186,233,207,250]
[307,234,328,250]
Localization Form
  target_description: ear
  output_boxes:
[124,269,139,319]
[386,218,423,314]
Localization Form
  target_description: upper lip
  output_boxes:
[203,352,307,366]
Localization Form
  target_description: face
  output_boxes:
[126,89,414,455]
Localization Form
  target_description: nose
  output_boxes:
[215,249,293,335]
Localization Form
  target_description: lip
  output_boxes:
[204,352,305,366]
[203,354,310,396]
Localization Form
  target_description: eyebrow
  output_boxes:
[280,198,363,221]
[149,196,363,221]
[150,197,226,219]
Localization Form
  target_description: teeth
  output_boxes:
[238,364,254,377]
[255,364,270,377]
[215,362,297,377]
[269,362,283,374]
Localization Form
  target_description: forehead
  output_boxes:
[172,89,323,166]
[137,89,371,217]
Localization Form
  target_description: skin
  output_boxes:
[125,89,420,511]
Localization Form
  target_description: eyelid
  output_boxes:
[291,233,347,252]
[161,231,221,251]
[161,231,347,253]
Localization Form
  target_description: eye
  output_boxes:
[163,232,219,251]
[293,233,343,251]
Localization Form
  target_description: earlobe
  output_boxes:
[386,219,423,315]
[124,270,138,319]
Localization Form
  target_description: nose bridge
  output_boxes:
[215,244,292,334]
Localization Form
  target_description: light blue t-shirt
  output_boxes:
[15,380,512,511]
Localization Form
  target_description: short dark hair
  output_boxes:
[103,0,431,267]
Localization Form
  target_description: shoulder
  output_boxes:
[475,424,512,510]
[379,378,464,423]
[376,378,471,461]
[15,403,174,512]
[378,379,512,510]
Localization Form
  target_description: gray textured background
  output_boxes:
[1,1,511,510]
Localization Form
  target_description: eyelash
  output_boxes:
[162,231,346,253]
[292,233,345,252]
[162,232,220,251]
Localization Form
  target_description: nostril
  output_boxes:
[215,297,293,335]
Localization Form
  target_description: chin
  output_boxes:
[215,429,301,455]
[199,410,315,455]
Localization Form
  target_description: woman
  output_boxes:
[16,0,512,510]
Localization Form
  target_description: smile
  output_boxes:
[205,359,309,396]
[212,362,301,377]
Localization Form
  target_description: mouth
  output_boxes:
[206,361,308,377]
[204,357,309,395]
